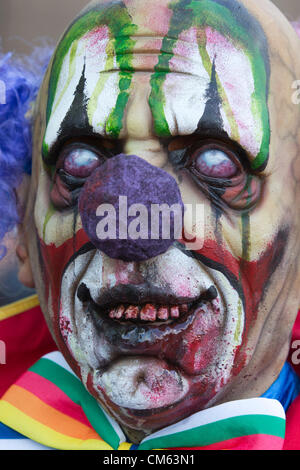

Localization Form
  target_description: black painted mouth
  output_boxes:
[77,282,218,324]
[76,283,218,352]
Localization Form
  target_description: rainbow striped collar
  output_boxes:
[0,352,286,450]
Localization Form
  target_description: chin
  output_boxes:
[52,243,246,432]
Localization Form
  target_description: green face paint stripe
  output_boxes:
[250,67,270,171]
[241,212,251,261]
[42,140,49,158]
[242,48,270,170]
[234,298,243,343]
[198,30,240,141]
[105,30,138,138]
[149,1,195,137]
[198,30,211,74]
[240,175,254,261]
[106,77,132,138]
[43,203,56,241]
[45,2,138,144]
[149,75,171,137]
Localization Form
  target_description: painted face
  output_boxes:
[26,0,300,434]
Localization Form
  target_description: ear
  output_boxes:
[14,172,35,290]
[16,242,35,289]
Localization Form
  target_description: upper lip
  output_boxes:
[77,282,218,310]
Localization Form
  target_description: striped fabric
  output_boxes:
[0,297,56,397]
[0,352,286,451]
[0,295,40,322]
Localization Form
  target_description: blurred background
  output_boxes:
[0,0,300,54]
[0,0,299,306]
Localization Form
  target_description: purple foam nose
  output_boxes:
[78,154,184,262]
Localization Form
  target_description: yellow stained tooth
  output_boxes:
[125,306,139,320]
[180,304,189,314]
[115,305,125,319]
[140,304,157,322]
[170,306,180,319]
[109,309,117,319]
[157,307,169,321]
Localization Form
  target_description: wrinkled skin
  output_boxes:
[20,0,300,439]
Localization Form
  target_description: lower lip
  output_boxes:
[95,356,190,410]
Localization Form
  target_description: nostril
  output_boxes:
[136,372,146,386]
[78,154,184,262]
[77,283,91,303]
[202,286,218,302]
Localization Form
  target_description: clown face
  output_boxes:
[23,0,300,434]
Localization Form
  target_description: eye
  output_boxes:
[182,142,262,211]
[194,148,239,178]
[51,145,106,210]
[62,147,102,178]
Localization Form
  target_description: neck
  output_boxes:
[214,343,290,407]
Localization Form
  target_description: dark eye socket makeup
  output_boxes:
[50,133,263,212]
[186,142,243,180]
[166,136,264,212]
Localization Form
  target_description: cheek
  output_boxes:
[34,167,80,243]
[38,229,90,301]
[169,167,211,243]
[187,227,287,378]
[34,172,90,322]
[216,192,283,263]
[36,227,91,375]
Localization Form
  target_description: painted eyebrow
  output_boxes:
[148,0,270,172]
[42,66,92,165]
[42,67,122,166]
[43,63,237,168]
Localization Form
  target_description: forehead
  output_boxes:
[43,0,270,171]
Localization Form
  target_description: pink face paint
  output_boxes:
[129,0,173,37]
[170,27,203,76]
[84,26,110,57]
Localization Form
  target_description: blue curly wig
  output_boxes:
[0,42,54,259]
